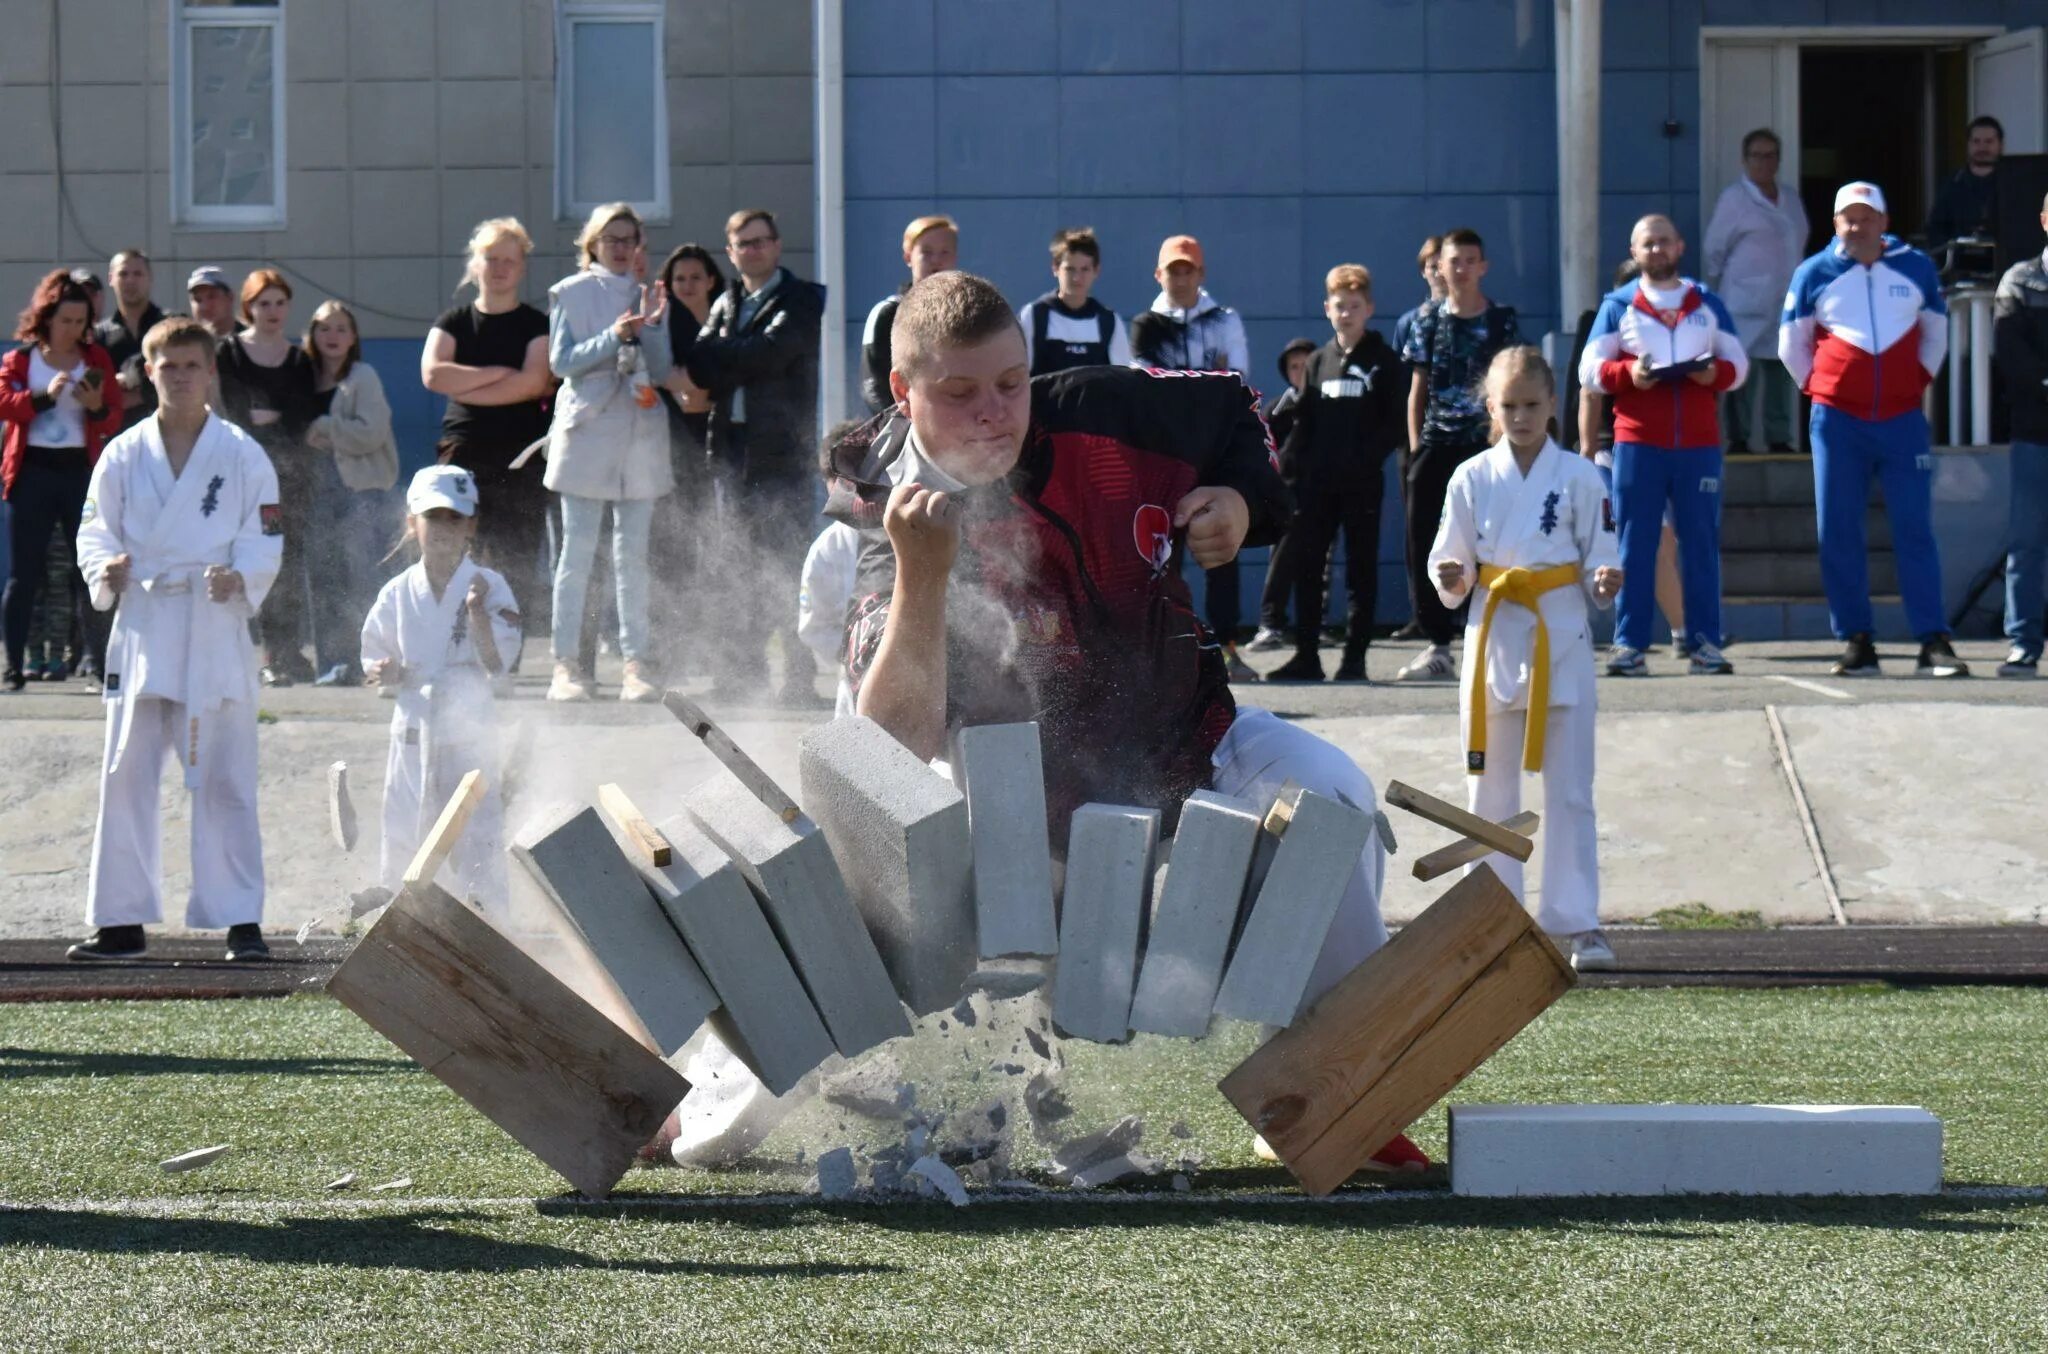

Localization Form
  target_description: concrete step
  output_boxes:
[1721,595,1910,642]
[1723,551,1897,599]
[1722,455,1816,508]
[1722,503,1893,554]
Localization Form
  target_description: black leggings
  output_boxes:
[3,450,106,678]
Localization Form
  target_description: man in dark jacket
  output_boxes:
[684,208,827,703]
[823,272,1426,1170]
[1267,266,1406,683]
[1993,189,2048,677]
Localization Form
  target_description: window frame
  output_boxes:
[554,0,671,224]
[169,0,288,230]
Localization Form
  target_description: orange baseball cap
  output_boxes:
[1157,235,1204,269]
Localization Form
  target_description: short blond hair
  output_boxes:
[460,216,533,294]
[903,214,958,253]
[574,202,642,266]
[1325,263,1372,298]
[891,271,1020,380]
[141,314,218,363]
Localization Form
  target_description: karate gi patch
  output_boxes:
[81,497,97,523]
[1539,491,1560,536]
[1467,749,1485,772]
[200,475,224,517]
[105,672,119,693]
[260,504,283,535]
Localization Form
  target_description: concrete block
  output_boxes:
[800,717,976,1016]
[1450,1104,1944,1198]
[685,771,911,1058]
[635,813,835,1097]
[510,803,718,1059]
[954,723,1058,958]
[814,1145,858,1199]
[1050,805,1159,1043]
[1129,790,1260,1037]
[1214,790,1372,1026]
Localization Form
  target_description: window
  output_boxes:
[556,1,670,221]
[171,1,286,228]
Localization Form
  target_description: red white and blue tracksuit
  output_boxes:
[1779,235,1949,640]
[1578,277,1747,653]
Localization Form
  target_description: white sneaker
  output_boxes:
[1568,930,1617,972]
[1252,1133,1280,1162]
[1395,644,1454,681]
[618,660,660,704]
[546,662,592,703]
[1688,642,1734,675]
[1605,646,1648,677]
[1246,626,1288,653]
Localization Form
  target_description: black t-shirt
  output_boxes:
[433,302,550,452]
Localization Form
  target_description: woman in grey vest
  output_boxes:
[542,203,673,703]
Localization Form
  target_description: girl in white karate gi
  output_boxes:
[1429,345,1623,971]
[361,465,521,913]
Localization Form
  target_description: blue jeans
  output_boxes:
[1612,442,1723,653]
[1811,405,1946,641]
[2007,440,2048,656]
[552,493,653,665]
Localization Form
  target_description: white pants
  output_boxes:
[86,696,263,929]
[378,721,507,915]
[1210,706,1389,1010]
[1464,699,1599,937]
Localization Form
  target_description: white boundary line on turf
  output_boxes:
[1764,703,1850,926]
[1766,674,1854,700]
[5,1185,2041,1215]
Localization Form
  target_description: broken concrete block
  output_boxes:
[635,813,836,1096]
[819,1052,913,1120]
[909,1154,971,1206]
[1449,1104,1944,1197]
[1129,790,1260,1038]
[1048,1114,1145,1183]
[686,771,911,1059]
[953,722,1058,958]
[800,717,976,1015]
[1070,1152,1160,1189]
[511,803,719,1059]
[1050,805,1159,1043]
[814,1146,858,1200]
[1214,789,1373,1027]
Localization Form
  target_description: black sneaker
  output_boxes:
[2,668,24,693]
[225,924,270,962]
[1333,644,1368,681]
[1831,633,1881,677]
[1266,652,1326,682]
[1998,648,2040,678]
[1916,636,1969,679]
[67,925,147,961]
[1390,620,1425,641]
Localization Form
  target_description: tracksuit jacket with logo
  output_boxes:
[1578,278,1748,447]
[1778,235,1946,421]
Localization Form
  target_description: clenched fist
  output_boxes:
[883,481,961,582]
[1174,485,1249,569]
[1593,566,1623,601]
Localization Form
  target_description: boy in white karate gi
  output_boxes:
[71,316,283,962]
[1429,345,1624,971]
[361,465,521,913]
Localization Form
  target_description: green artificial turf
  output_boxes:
[4,987,2046,1351]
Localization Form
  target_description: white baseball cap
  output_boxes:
[1833,181,1888,216]
[406,464,479,517]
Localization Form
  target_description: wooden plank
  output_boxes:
[1384,781,1535,862]
[1220,867,1536,1164]
[327,881,689,1199]
[596,783,672,868]
[662,690,801,824]
[401,769,487,887]
[1284,930,1574,1194]
[1410,811,1540,881]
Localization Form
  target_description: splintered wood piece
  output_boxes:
[1384,781,1536,862]
[1410,811,1540,881]
[161,1144,231,1174]
[662,690,801,823]
[328,761,357,852]
[327,880,689,1200]
[597,783,672,867]
[1262,781,1303,837]
[1218,866,1573,1196]
[401,769,487,887]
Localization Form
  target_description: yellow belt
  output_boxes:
[1467,562,1583,775]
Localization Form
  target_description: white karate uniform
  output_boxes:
[75,414,283,929]
[1429,439,1620,937]
[797,521,862,718]
[360,555,521,912]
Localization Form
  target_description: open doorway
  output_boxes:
[1796,46,1970,248]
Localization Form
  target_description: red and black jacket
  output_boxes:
[824,365,1292,832]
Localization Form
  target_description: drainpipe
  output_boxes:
[814,0,847,430]
[1555,0,1602,334]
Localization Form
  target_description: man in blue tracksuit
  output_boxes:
[1579,214,1748,676]
[1780,181,1967,678]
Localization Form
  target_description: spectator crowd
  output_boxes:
[4,112,2046,712]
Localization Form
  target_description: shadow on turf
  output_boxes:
[0,1046,412,1080]
[0,1207,895,1278]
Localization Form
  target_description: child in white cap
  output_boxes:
[360,465,522,911]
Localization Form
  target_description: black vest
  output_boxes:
[1029,294,1117,375]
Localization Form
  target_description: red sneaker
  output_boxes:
[1365,1132,1430,1173]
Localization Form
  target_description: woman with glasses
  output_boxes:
[541,202,672,703]
[1703,128,1810,455]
